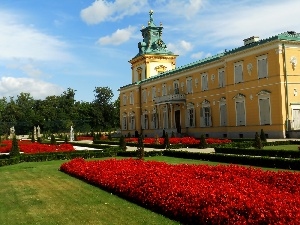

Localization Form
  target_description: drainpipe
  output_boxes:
[282,43,290,134]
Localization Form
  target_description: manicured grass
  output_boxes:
[0,159,178,225]
[263,144,299,151]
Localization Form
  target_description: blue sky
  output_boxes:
[0,0,299,102]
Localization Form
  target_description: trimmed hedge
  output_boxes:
[162,150,300,170]
[214,147,300,158]
[117,150,163,157]
[71,142,113,149]
[0,147,120,167]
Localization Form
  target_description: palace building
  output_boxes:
[119,10,300,139]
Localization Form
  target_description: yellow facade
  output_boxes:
[119,12,300,139]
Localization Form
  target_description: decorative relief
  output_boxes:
[195,78,198,87]
[211,74,215,82]
[290,56,297,70]
[247,63,253,76]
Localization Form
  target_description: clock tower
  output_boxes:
[129,10,178,83]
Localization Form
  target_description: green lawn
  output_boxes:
[263,144,299,151]
[0,159,178,225]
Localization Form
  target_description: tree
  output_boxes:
[92,87,116,130]
[119,135,127,151]
[136,134,144,159]
[10,136,20,157]
[199,135,208,149]
[164,132,170,150]
[253,132,263,149]
[260,129,267,142]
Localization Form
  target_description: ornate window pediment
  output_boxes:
[233,93,246,99]
[257,90,271,96]
[201,99,210,105]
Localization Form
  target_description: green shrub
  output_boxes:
[119,135,127,151]
[136,135,144,159]
[260,129,267,142]
[253,132,263,149]
[164,132,170,150]
[199,134,207,149]
[50,134,56,145]
[9,136,20,157]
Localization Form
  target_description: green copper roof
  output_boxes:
[134,10,174,57]
[120,31,300,90]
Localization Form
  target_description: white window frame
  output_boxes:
[257,55,268,79]
[234,62,243,84]
[122,113,127,130]
[234,94,246,126]
[129,112,135,130]
[123,94,127,106]
[200,100,212,127]
[291,104,300,130]
[129,92,134,105]
[257,91,271,125]
[152,87,156,101]
[142,89,147,103]
[201,73,208,91]
[141,111,149,130]
[186,103,195,128]
[218,68,225,88]
[219,98,227,126]
[174,80,180,94]
[162,83,167,96]
[186,77,193,94]
[151,109,159,129]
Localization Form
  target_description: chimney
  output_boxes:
[243,36,259,46]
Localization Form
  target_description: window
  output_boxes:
[122,113,127,130]
[141,112,149,129]
[257,90,271,125]
[234,94,246,126]
[163,106,168,129]
[200,100,212,127]
[129,92,134,104]
[162,83,167,96]
[218,68,225,87]
[292,108,300,130]
[186,103,195,127]
[201,73,208,91]
[123,94,127,106]
[151,112,158,129]
[257,55,268,79]
[142,90,147,103]
[174,80,180,94]
[219,98,227,126]
[152,87,156,100]
[129,112,135,130]
[234,62,243,84]
[186,77,193,94]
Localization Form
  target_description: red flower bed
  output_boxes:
[60,158,300,224]
[0,140,74,154]
[76,136,93,141]
[125,137,231,145]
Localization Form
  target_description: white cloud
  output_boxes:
[167,40,193,55]
[80,0,148,24]
[97,26,136,45]
[160,0,204,19]
[0,77,64,100]
[0,10,73,62]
